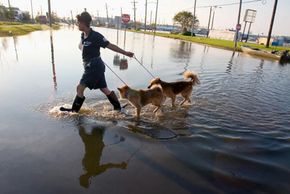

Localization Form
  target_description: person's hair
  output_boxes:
[76,11,92,27]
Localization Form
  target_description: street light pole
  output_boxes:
[132,0,137,30]
[206,6,212,38]
[234,0,242,48]
[211,6,221,30]
[144,0,147,31]
[7,0,11,20]
[47,0,52,27]
[190,0,197,36]
[154,0,159,34]
[266,0,278,48]
[211,7,216,30]
[30,0,34,22]
[105,3,109,27]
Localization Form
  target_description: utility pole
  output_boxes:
[211,7,216,30]
[105,3,109,27]
[132,0,137,30]
[30,0,34,22]
[144,0,148,31]
[206,6,212,38]
[241,21,247,42]
[211,6,221,30]
[266,0,278,48]
[154,0,159,34]
[246,22,252,42]
[150,10,152,26]
[70,10,74,25]
[96,10,99,25]
[190,0,197,36]
[47,0,52,27]
[234,0,242,48]
[7,0,11,20]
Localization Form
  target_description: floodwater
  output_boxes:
[0,25,290,194]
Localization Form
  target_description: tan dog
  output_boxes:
[148,71,200,107]
[118,85,164,118]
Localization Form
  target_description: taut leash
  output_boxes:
[104,62,128,86]
[133,55,156,78]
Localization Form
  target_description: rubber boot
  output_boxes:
[106,91,121,110]
[60,95,85,112]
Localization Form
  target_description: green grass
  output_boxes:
[0,22,60,37]
[131,30,288,52]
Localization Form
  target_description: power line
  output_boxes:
[184,0,264,10]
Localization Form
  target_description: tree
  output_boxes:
[22,11,31,22]
[173,11,199,33]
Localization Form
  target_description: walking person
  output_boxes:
[60,11,134,112]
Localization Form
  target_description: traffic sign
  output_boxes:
[122,14,130,24]
[236,24,241,31]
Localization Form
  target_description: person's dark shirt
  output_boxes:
[81,28,110,62]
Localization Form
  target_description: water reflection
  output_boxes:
[170,41,192,63]
[1,37,8,51]
[119,28,128,70]
[12,37,18,61]
[49,30,57,90]
[226,51,236,73]
[77,124,127,188]
[150,36,156,68]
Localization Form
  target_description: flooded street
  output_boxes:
[1,26,290,193]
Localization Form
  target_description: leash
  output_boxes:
[104,62,128,85]
[133,55,155,78]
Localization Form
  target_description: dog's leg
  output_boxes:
[153,106,160,113]
[171,96,176,107]
[180,90,192,105]
[180,98,187,105]
[136,107,141,119]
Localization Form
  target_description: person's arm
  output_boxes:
[107,43,134,58]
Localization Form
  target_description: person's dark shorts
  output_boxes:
[80,57,107,90]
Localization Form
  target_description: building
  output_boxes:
[36,15,48,24]
[208,29,241,41]
[257,37,273,45]
[272,36,290,47]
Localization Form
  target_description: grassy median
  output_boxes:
[0,22,60,37]
[131,30,288,52]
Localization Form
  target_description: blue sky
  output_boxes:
[2,0,290,36]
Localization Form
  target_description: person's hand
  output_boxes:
[124,51,134,58]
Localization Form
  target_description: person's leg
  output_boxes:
[101,87,121,110]
[60,84,86,112]
[77,84,86,98]
[100,87,111,96]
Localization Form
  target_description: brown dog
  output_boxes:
[117,85,164,118]
[148,71,200,107]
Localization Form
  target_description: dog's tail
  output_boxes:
[183,71,200,85]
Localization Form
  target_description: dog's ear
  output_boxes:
[117,87,121,91]
[147,84,152,89]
